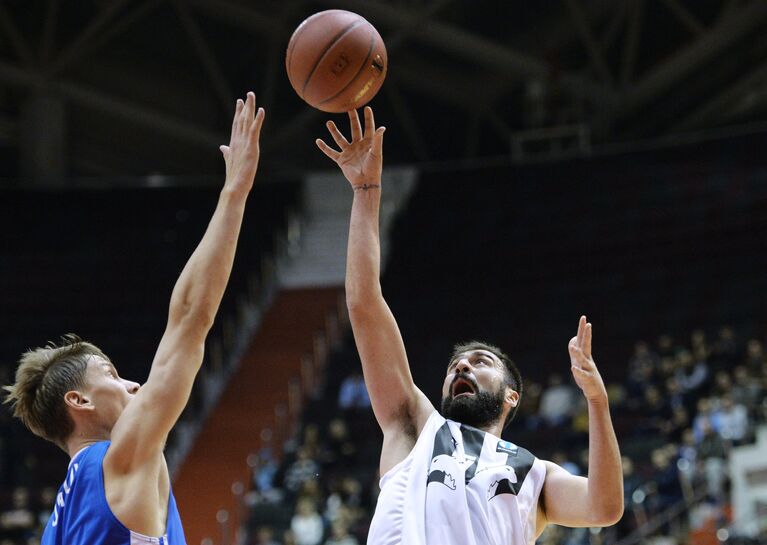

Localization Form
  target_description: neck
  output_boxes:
[64,437,103,458]
[477,421,504,438]
[65,428,110,458]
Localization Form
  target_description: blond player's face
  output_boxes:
[83,355,140,429]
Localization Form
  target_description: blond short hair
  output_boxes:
[3,334,106,449]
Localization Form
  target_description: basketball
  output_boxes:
[286,10,387,113]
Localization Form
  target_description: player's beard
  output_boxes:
[441,384,505,429]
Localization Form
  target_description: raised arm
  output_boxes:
[316,108,433,471]
[107,92,265,470]
[537,316,624,533]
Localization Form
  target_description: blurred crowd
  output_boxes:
[2,326,766,545]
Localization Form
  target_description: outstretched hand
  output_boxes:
[568,316,608,403]
[316,107,385,189]
[221,92,265,196]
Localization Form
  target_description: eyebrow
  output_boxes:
[449,351,498,365]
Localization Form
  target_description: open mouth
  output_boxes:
[452,377,477,398]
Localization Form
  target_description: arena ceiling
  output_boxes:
[1,0,767,185]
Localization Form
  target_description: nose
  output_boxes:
[125,380,140,394]
[455,357,471,374]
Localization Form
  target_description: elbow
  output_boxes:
[591,500,624,527]
[171,299,216,335]
[345,289,382,316]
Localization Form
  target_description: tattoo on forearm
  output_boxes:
[354,184,381,191]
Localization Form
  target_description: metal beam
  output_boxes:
[672,60,767,132]
[565,0,614,85]
[316,0,617,107]
[620,0,644,86]
[384,80,430,162]
[597,0,767,135]
[0,3,35,65]
[172,0,234,115]
[0,61,225,148]
[39,0,60,65]
[47,0,133,77]
[659,0,706,36]
[187,0,288,38]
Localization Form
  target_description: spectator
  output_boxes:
[696,417,727,501]
[253,525,281,545]
[716,395,749,445]
[516,380,543,430]
[657,334,676,358]
[744,339,766,374]
[731,365,762,410]
[675,349,708,395]
[283,529,298,545]
[538,373,577,426]
[250,448,279,497]
[324,418,357,471]
[646,448,683,515]
[324,520,359,545]
[338,371,371,410]
[692,398,717,442]
[285,448,321,495]
[0,487,36,541]
[291,498,324,545]
[711,326,739,369]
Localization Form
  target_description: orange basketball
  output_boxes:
[286,10,387,113]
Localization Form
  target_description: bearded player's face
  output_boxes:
[440,350,508,429]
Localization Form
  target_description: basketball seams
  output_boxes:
[300,19,365,97]
[317,27,376,108]
[286,10,348,91]
[286,10,387,112]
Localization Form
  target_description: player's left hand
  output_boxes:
[316,106,385,189]
[568,316,608,403]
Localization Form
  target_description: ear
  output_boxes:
[505,386,520,407]
[64,390,94,413]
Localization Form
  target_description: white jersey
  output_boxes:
[368,411,546,545]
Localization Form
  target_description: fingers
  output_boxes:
[243,92,255,125]
[576,315,586,347]
[584,322,593,359]
[232,99,244,135]
[568,338,593,370]
[326,120,350,149]
[363,106,375,140]
[370,126,385,158]
[316,138,341,161]
[250,107,265,140]
[348,109,363,141]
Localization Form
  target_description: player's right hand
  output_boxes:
[316,107,385,189]
[220,92,265,197]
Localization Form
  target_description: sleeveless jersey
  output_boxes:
[368,411,546,545]
[41,441,187,545]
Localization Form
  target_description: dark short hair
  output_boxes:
[450,341,523,429]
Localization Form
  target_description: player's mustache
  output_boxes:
[450,373,479,395]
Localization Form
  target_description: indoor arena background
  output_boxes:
[2,2,767,545]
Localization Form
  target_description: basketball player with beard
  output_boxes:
[316,108,624,544]
[4,92,265,545]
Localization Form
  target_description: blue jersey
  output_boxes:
[41,441,187,545]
